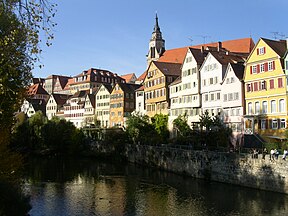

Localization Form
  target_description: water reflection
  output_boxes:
[23,157,288,216]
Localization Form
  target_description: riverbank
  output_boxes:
[122,144,288,194]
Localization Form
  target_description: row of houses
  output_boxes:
[21,15,288,147]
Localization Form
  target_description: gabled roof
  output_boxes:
[261,38,287,57]
[57,76,71,89]
[116,83,141,94]
[71,90,89,98]
[63,78,74,90]
[158,47,188,64]
[157,38,254,66]
[27,98,46,114]
[87,94,96,108]
[231,63,245,80]
[153,61,182,76]
[189,48,208,65]
[135,85,144,91]
[210,51,246,65]
[120,73,136,83]
[169,76,182,86]
[27,83,49,96]
[95,83,113,95]
[51,94,71,106]
[136,71,147,82]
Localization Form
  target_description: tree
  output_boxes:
[151,114,169,144]
[125,113,156,145]
[173,114,193,145]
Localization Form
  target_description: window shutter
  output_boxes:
[257,48,259,55]
[265,119,268,129]
[269,119,272,129]
[264,63,268,71]
[263,47,266,54]
[250,66,252,74]
[251,83,253,91]
[246,84,250,92]
[257,65,260,73]
[278,119,280,129]
[272,61,275,70]
[254,82,258,91]
[258,81,261,90]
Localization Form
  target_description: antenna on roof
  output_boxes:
[271,32,279,40]
[196,35,211,45]
[188,37,193,46]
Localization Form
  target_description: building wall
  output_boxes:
[200,53,225,115]
[135,90,146,115]
[110,85,125,127]
[244,39,287,138]
[96,86,111,128]
[144,63,168,117]
[46,95,58,120]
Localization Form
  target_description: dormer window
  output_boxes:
[257,47,266,55]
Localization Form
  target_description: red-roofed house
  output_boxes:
[120,73,137,84]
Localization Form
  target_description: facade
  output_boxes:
[69,68,125,94]
[243,38,287,142]
[169,48,207,132]
[83,94,96,126]
[46,94,71,120]
[144,61,181,117]
[95,84,112,128]
[134,86,146,115]
[63,90,88,128]
[23,99,46,117]
[221,63,245,146]
[109,83,140,127]
[44,75,70,94]
[200,52,246,116]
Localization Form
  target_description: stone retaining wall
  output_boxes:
[124,145,288,194]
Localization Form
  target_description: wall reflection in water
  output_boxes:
[23,157,288,216]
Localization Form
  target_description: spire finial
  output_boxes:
[154,12,160,32]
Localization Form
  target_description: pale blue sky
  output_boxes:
[34,0,287,78]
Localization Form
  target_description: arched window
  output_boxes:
[271,100,276,113]
[279,99,285,113]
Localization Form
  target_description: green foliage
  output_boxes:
[151,114,169,144]
[125,113,156,145]
[199,112,232,149]
[12,114,87,155]
[173,114,193,145]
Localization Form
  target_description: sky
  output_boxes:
[33,0,288,78]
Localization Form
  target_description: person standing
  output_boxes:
[262,148,268,160]
[270,149,275,161]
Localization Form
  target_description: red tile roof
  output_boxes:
[136,71,147,81]
[27,83,49,96]
[157,38,254,65]
[120,73,136,83]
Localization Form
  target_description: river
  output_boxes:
[23,156,288,216]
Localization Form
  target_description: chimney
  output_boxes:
[201,46,204,53]
[217,41,222,52]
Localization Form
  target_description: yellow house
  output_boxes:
[244,38,287,142]
[144,61,181,117]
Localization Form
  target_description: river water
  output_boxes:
[23,157,288,216]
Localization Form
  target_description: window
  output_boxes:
[279,99,285,113]
[203,79,206,86]
[234,92,239,100]
[260,81,266,90]
[247,84,252,92]
[248,102,252,114]
[278,78,283,88]
[280,119,286,129]
[262,101,268,114]
[271,100,276,113]
[228,93,233,101]
[269,79,274,89]
[252,65,257,74]
[214,77,218,84]
[216,93,220,100]
[261,120,266,130]
[230,77,234,83]
[205,94,208,102]
[260,63,265,73]
[272,119,278,129]
[255,102,260,114]
[210,93,215,101]
[224,94,227,102]
[210,78,213,85]
[268,61,274,71]
[258,47,266,55]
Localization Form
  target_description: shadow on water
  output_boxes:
[23,156,288,216]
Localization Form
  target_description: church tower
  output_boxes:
[147,14,165,67]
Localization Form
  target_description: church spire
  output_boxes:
[147,13,165,67]
[154,13,160,33]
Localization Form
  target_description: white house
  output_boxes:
[134,86,146,115]
[200,51,245,117]
[221,63,245,147]
[63,90,87,128]
[169,48,207,132]
[46,94,70,120]
[95,84,112,128]
[83,94,96,126]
